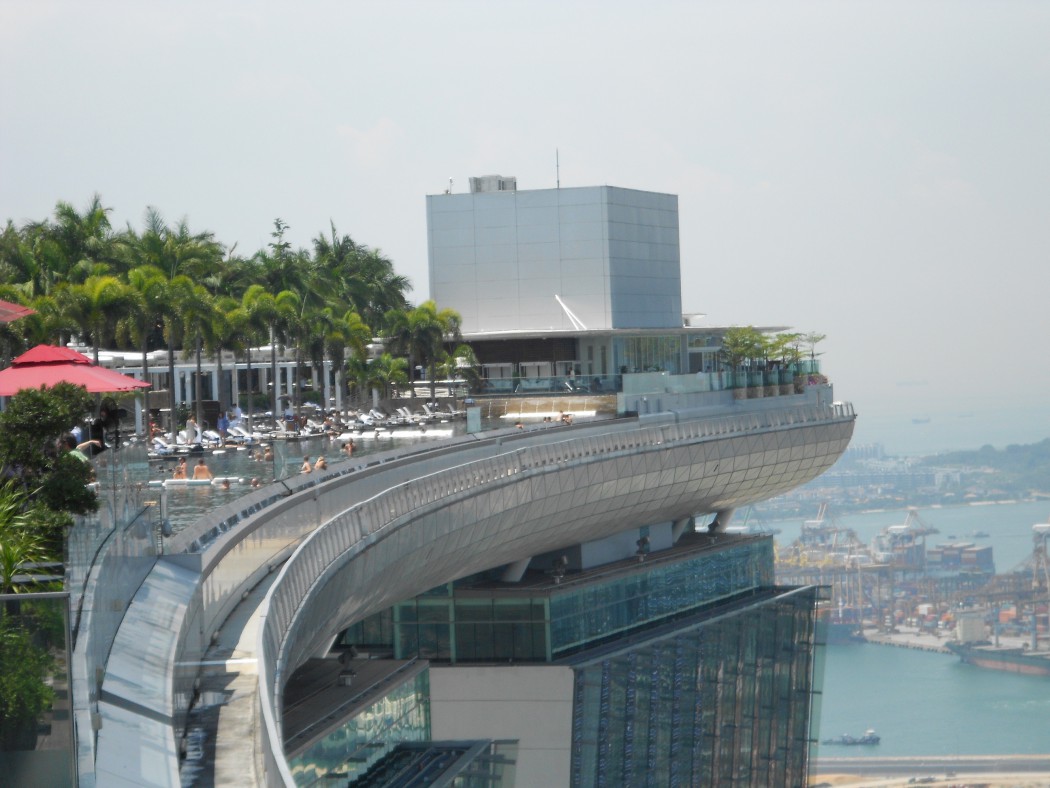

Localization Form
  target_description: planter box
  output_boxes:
[780,384,794,396]
[732,387,748,400]
[764,385,779,398]
[747,386,763,399]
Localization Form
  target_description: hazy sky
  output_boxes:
[2,1,1048,454]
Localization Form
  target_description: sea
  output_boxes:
[152,429,1050,758]
[766,501,1050,758]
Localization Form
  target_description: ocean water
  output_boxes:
[771,500,1050,758]
[766,500,1050,574]
[155,429,1050,758]
[817,642,1050,757]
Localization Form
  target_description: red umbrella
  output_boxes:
[0,345,151,396]
[0,299,35,323]
[14,345,93,364]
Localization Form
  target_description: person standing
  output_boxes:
[185,415,201,445]
[217,411,230,444]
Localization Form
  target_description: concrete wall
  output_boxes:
[429,665,574,786]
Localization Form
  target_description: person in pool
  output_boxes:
[192,458,213,480]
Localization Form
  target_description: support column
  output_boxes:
[671,517,692,543]
[501,557,531,583]
[333,368,343,416]
[134,392,144,437]
[231,362,240,412]
[708,508,736,534]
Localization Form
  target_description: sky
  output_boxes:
[2,1,1048,456]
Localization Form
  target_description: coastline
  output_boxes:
[848,625,1039,660]
[858,626,950,654]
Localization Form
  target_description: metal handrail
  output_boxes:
[256,402,855,784]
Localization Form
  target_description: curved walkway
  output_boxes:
[92,403,855,786]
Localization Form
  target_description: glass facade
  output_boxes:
[550,541,772,658]
[337,540,821,787]
[287,669,430,787]
[569,587,822,788]
[382,539,773,665]
[347,740,518,787]
[612,335,683,375]
[0,592,75,788]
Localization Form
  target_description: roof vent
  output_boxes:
[469,175,517,193]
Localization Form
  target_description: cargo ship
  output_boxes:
[945,641,1050,677]
[822,729,880,746]
[946,521,1049,676]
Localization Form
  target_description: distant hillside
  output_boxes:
[924,438,1050,492]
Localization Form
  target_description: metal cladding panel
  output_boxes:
[275,415,854,681]
[428,185,684,333]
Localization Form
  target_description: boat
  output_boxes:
[822,729,880,746]
[945,642,1050,677]
[945,522,1050,676]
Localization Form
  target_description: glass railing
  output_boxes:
[720,362,825,392]
[259,400,857,773]
[479,373,621,395]
[0,591,76,787]
[475,365,828,397]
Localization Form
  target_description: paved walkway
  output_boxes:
[181,572,277,787]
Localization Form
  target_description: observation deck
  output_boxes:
[74,398,854,786]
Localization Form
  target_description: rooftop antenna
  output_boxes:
[556,149,560,189]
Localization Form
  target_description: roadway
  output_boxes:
[813,754,1050,786]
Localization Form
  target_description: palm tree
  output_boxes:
[303,307,371,418]
[179,284,214,430]
[243,285,299,425]
[436,343,480,397]
[125,210,225,436]
[121,265,168,385]
[366,353,408,401]
[160,276,198,438]
[53,275,137,363]
[204,296,244,414]
[0,221,53,300]
[385,302,460,400]
[719,326,765,386]
[132,208,223,283]
[803,332,827,366]
[313,223,410,329]
[46,194,117,284]
[0,482,45,596]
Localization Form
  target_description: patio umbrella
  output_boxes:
[0,299,35,323]
[0,345,151,396]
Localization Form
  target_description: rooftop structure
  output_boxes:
[428,181,682,334]
[427,179,806,409]
[11,177,857,787]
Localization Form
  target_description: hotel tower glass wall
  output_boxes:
[340,537,822,787]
